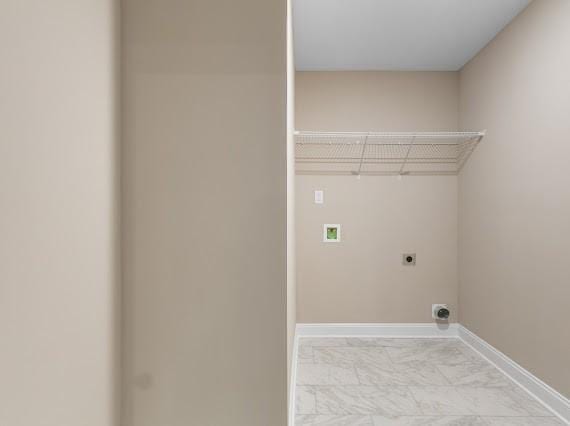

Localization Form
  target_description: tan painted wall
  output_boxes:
[459,0,570,398]
[122,1,287,425]
[0,1,120,425]
[296,72,459,323]
[296,72,459,133]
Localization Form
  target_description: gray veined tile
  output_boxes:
[296,415,374,426]
[423,338,465,349]
[481,417,564,425]
[435,362,513,388]
[298,345,315,364]
[406,339,463,348]
[299,338,349,347]
[409,386,475,416]
[347,338,461,349]
[453,344,510,367]
[316,385,422,416]
[346,338,427,347]
[434,345,490,368]
[357,359,451,386]
[385,342,465,365]
[296,386,317,414]
[296,363,360,385]
[454,343,486,360]
[372,415,486,425]
[409,386,533,416]
[293,338,562,425]
[313,346,391,368]
[346,338,393,347]
[455,386,537,416]
[499,386,554,417]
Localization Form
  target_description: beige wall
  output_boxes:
[296,72,458,132]
[459,0,570,398]
[122,1,287,425]
[296,72,459,323]
[0,1,120,425]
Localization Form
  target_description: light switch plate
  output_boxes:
[314,190,324,204]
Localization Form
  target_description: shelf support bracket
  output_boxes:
[399,135,416,175]
[356,133,369,176]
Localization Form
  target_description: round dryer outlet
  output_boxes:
[432,304,450,320]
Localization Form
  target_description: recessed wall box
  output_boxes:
[432,304,450,320]
[323,224,341,242]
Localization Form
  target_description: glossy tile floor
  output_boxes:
[294,337,563,425]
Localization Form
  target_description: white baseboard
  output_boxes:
[296,322,460,338]
[289,323,569,425]
[458,325,570,424]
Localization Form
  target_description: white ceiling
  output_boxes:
[293,0,531,71]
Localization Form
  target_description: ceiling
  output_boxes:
[293,0,531,71]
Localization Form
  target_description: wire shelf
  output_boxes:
[295,131,485,176]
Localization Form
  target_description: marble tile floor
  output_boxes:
[295,337,564,426]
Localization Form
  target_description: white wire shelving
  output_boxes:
[295,131,485,176]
